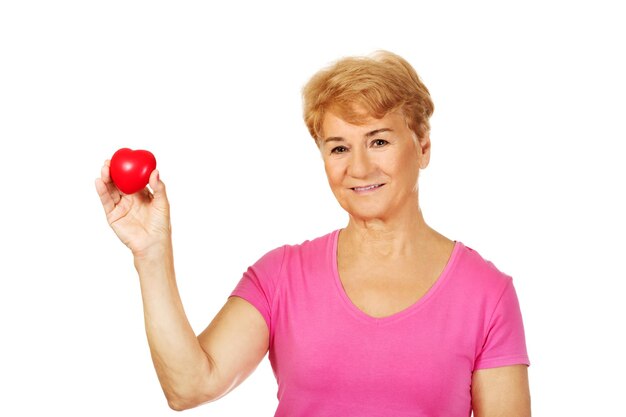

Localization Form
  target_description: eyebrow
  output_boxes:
[323,128,393,144]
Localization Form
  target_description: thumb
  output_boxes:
[148,169,167,199]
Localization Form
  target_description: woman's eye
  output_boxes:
[372,139,388,147]
[331,146,348,154]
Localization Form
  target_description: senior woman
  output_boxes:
[96,50,530,416]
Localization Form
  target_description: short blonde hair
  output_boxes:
[302,50,434,144]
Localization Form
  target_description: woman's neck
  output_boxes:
[342,204,436,259]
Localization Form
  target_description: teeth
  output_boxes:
[354,184,381,191]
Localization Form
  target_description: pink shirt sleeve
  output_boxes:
[474,279,530,370]
[229,246,286,333]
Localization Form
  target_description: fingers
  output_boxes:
[97,163,166,218]
[101,160,110,180]
[100,160,122,203]
[96,159,124,215]
[95,177,116,215]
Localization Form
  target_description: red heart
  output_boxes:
[109,148,157,194]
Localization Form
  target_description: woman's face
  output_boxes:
[320,110,430,221]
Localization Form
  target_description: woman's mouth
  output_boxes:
[351,184,385,193]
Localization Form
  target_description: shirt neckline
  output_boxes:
[329,228,463,324]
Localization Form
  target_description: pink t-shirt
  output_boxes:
[230,229,529,416]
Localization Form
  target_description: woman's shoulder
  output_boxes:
[253,229,338,268]
[453,241,514,296]
[280,229,339,256]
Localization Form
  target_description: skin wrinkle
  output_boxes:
[320,109,435,260]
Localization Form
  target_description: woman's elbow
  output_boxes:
[166,391,216,412]
[167,398,188,412]
[164,383,221,412]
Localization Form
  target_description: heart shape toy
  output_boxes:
[109,148,157,194]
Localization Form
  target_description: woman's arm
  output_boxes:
[135,247,269,411]
[471,365,531,417]
[96,163,268,411]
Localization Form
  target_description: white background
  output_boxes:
[1,1,624,415]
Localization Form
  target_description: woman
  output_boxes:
[95,50,530,416]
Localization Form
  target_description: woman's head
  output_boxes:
[302,50,434,144]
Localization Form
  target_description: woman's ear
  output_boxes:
[417,132,431,169]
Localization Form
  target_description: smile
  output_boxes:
[351,184,385,193]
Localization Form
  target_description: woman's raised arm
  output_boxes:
[95,162,269,410]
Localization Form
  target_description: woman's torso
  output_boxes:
[232,229,528,417]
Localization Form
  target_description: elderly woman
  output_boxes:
[96,50,530,416]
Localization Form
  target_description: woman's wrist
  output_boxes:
[133,240,174,271]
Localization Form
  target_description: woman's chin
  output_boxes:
[346,207,389,222]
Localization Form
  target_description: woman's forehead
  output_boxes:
[322,110,405,137]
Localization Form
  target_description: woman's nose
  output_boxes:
[347,149,373,178]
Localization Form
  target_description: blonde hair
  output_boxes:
[302,50,434,144]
